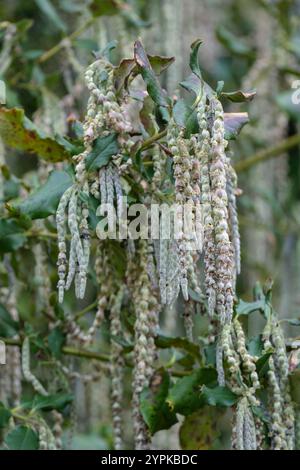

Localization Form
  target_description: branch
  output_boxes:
[1,337,109,362]
[38,18,95,64]
[235,134,300,173]
[140,129,168,151]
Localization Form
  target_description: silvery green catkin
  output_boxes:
[197,93,217,317]
[227,165,241,276]
[56,186,74,303]
[64,275,108,345]
[209,96,234,324]
[262,317,295,450]
[132,240,153,450]
[51,410,63,450]
[4,259,22,406]
[110,288,125,450]
[168,120,192,301]
[21,337,48,397]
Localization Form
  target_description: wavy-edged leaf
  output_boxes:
[167,368,217,415]
[156,334,201,362]
[85,133,119,172]
[134,40,170,122]
[22,393,73,412]
[140,368,177,434]
[224,112,249,140]
[189,39,203,78]
[0,107,72,162]
[179,407,223,450]
[12,170,73,219]
[201,385,238,407]
[0,219,27,253]
[5,425,39,450]
[235,298,266,316]
[221,90,256,103]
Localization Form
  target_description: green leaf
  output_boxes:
[90,0,128,17]
[216,26,253,58]
[179,407,222,450]
[90,0,148,27]
[256,351,272,378]
[115,55,174,95]
[189,39,203,78]
[235,298,266,316]
[35,0,67,32]
[48,327,65,359]
[134,40,170,122]
[247,335,264,357]
[167,368,217,416]
[23,393,73,412]
[140,368,177,435]
[201,385,238,407]
[5,425,39,450]
[139,96,156,136]
[85,133,119,172]
[224,112,249,140]
[148,55,175,75]
[173,99,190,128]
[172,99,200,138]
[180,73,202,96]
[0,303,19,338]
[204,344,217,367]
[0,402,11,428]
[156,334,201,362]
[0,107,72,162]
[13,170,73,219]
[0,219,27,253]
[221,90,256,103]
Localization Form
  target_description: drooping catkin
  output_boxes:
[227,164,241,277]
[233,397,257,450]
[209,96,234,324]
[167,120,192,301]
[263,318,295,450]
[131,240,158,450]
[64,247,109,345]
[110,287,125,450]
[3,257,22,406]
[22,337,48,396]
[196,93,217,317]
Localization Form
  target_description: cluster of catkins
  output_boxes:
[158,90,239,327]
[56,56,133,304]
[220,318,262,450]
[262,318,295,449]
[128,240,160,450]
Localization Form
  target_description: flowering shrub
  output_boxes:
[0,30,299,451]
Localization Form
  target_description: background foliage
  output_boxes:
[0,0,300,450]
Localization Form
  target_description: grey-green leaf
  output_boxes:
[201,386,238,407]
[85,133,119,172]
[13,170,73,219]
[5,425,39,450]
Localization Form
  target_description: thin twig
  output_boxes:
[235,134,300,173]
[38,18,95,64]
